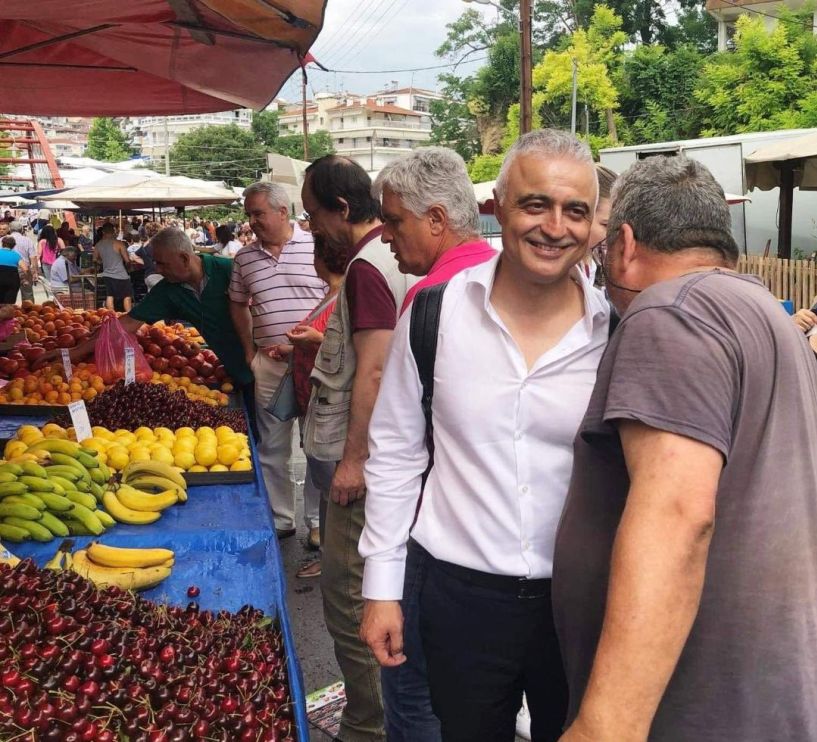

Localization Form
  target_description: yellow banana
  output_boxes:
[123,461,187,490]
[115,484,177,513]
[101,491,161,526]
[69,550,171,591]
[26,439,80,457]
[0,464,23,476]
[48,454,91,480]
[44,548,65,571]
[86,542,174,569]
[19,462,48,479]
[0,482,28,497]
[125,476,187,503]
[0,541,20,566]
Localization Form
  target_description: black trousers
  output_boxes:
[0,267,20,304]
[419,552,568,742]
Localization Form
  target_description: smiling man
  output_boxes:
[359,129,610,741]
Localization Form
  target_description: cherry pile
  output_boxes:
[0,560,294,741]
[50,382,248,433]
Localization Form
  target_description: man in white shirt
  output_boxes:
[359,130,610,741]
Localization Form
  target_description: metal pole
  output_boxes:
[520,0,533,134]
[570,59,578,134]
[164,118,170,176]
[301,69,310,161]
[371,130,375,172]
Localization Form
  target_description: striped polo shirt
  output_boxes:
[228,224,327,347]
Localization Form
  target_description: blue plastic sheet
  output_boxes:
[4,412,310,741]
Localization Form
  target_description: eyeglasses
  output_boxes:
[590,238,607,268]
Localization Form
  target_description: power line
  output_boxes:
[314,0,386,61]
[318,0,394,66]
[330,0,408,69]
[308,56,488,75]
[333,0,417,70]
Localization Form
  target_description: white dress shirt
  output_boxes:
[360,254,610,601]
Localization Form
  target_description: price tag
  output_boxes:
[68,400,93,443]
[60,349,73,381]
[124,347,135,384]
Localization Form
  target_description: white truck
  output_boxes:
[599,128,817,257]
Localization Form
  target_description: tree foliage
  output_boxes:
[272,130,334,162]
[430,74,481,162]
[167,125,266,186]
[85,118,132,161]
[251,110,280,149]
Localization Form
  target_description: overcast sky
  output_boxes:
[276,0,494,103]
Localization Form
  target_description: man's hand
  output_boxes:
[286,324,324,348]
[793,308,817,332]
[245,347,257,367]
[360,600,407,668]
[266,344,293,362]
[330,457,366,506]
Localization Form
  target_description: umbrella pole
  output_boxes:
[778,163,795,259]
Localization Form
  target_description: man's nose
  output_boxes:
[540,209,567,240]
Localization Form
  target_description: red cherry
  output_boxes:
[187,585,200,598]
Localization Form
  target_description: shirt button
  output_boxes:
[523,541,530,550]
[520,485,529,494]
[514,431,522,441]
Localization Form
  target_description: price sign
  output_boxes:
[60,349,73,381]
[68,400,93,443]
[124,347,135,384]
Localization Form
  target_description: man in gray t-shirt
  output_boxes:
[554,156,817,742]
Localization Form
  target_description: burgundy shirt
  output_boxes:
[346,225,397,332]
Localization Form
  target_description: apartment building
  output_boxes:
[707,0,817,50]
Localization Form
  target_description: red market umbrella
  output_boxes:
[0,0,327,115]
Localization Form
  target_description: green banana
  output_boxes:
[19,462,48,479]
[37,493,74,512]
[89,468,106,485]
[0,503,41,520]
[4,494,45,511]
[68,503,105,535]
[98,462,112,481]
[76,451,99,470]
[94,509,115,528]
[63,519,95,536]
[3,517,52,542]
[0,464,23,476]
[25,439,80,456]
[43,466,80,482]
[49,454,90,480]
[47,475,78,493]
[18,476,56,493]
[0,482,28,497]
[0,473,18,484]
[74,479,92,493]
[88,481,103,501]
[65,491,97,510]
[0,523,29,542]
[38,511,69,537]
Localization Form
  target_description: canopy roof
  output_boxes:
[0,0,327,115]
[744,131,817,191]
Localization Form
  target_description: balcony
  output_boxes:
[329,119,429,132]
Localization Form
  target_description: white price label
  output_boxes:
[124,347,135,384]
[68,400,93,443]
[60,349,73,381]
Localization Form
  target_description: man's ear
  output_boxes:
[428,205,447,236]
[493,190,504,226]
[619,223,639,270]
[335,197,350,222]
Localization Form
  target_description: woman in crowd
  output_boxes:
[267,234,347,578]
[37,224,64,281]
[94,222,134,312]
[0,236,27,303]
[214,224,243,258]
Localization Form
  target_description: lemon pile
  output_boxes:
[5,424,252,474]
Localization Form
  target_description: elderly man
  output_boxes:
[229,182,326,539]
[359,130,609,742]
[554,156,817,742]
[362,146,495,741]
[302,156,415,742]
[33,228,253,400]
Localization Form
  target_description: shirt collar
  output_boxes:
[350,224,384,259]
[427,239,494,276]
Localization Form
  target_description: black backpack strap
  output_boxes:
[608,300,620,337]
[409,282,448,483]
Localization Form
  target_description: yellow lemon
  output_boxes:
[92,426,116,441]
[195,426,216,439]
[114,432,136,448]
[154,426,174,439]
[173,451,196,470]
[128,446,152,463]
[230,458,253,472]
[134,428,156,442]
[106,445,130,471]
[173,437,196,452]
[209,464,229,472]
[80,437,110,454]
[4,440,28,459]
[175,427,196,438]
[42,423,68,439]
[194,444,217,467]
[188,464,208,472]
[216,444,240,467]
[151,446,175,466]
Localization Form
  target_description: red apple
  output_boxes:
[188,354,203,371]
[56,334,76,349]
[169,355,187,370]
[214,365,227,381]
[180,367,196,379]
[145,343,162,357]
[199,362,214,378]
[153,357,169,371]
[24,347,46,362]
[161,345,176,360]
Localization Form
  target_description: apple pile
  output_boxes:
[13,301,114,345]
[136,326,232,389]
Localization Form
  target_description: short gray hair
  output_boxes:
[243,181,290,211]
[372,147,480,235]
[495,129,595,204]
[9,221,23,233]
[151,227,195,255]
[608,156,738,264]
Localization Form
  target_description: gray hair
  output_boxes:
[9,221,23,233]
[607,156,738,264]
[372,147,480,235]
[495,129,595,204]
[243,181,290,211]
[151,227,195,255]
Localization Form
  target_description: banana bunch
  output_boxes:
[102,460,188,526]
[0,451,113,542]
[52,542,173,591]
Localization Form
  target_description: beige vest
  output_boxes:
[304,236,414,461]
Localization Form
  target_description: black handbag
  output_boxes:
[266,357,299,422]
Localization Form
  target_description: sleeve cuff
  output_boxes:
[361,555,408,601]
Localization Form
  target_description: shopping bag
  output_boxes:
[94,316,153,385]
[266,358,299,421]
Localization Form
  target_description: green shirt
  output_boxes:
[129,254,253,386]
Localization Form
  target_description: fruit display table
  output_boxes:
[1,411,309,741]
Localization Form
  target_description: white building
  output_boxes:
[125,110,254,159]
[277,84,441,172]
[707,0,817,51]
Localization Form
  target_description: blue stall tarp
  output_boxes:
[4,413,309,741]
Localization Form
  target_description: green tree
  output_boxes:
[468,153,504,183]
[85,118,131,161]
[430,74,481,162]
[167,124,266,186]
[271,130,334,162]
[694,11,817,136]
[251,110,280,149]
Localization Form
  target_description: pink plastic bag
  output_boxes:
[0,319,16,342]
[94,317,153,385]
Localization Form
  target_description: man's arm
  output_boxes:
[561,421,721,742]
[330,328,392,507]
[229,301,256,367]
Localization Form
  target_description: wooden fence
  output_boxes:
[737,256,817,309]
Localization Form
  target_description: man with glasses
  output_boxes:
[554,156,817,741]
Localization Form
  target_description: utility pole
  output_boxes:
[301,69,310,161]
[570,58,578,134]
[163,118,170,176]
[520,0,533,134]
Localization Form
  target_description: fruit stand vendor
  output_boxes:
[33,228,256,430]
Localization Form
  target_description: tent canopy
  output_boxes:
[0,0,327,115]
[744,131,817,192]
